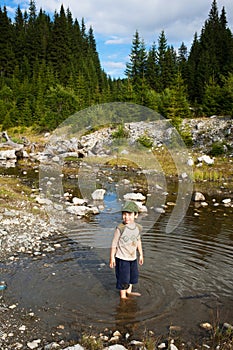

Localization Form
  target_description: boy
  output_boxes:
[109,201,144,299]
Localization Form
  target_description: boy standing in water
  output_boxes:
[109,201,144,299]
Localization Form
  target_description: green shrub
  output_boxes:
[111,123,129,139]
[209,142,226,156]
[137,132,154,148]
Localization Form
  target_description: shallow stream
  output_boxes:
[1,164,233,343]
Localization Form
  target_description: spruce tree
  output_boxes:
[125,30,148,104]
[0,6,15,77]
[145,43,158,90]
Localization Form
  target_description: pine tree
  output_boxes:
[157,30,177,91]
[125,30,148,104]
[177,42,188,81]
[145,43,158,90]
[187,0,233,105]
[125,30,147,84]
[47,5,72,83]
[0,6,15,77]
[13,6,26,65]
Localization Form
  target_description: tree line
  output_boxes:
[0,0,232,132]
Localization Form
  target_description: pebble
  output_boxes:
[222,198,231,204]
[170,343,179,350]
[104,345,127,350]
[44,342,61,349]
[63,345,84,350]
[200,322,213,330]
[27,339,41,349]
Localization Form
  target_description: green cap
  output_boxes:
[122,201,139,213]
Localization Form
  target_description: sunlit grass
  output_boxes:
[0,177,33,208]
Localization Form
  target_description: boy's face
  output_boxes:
[122,211,138,224]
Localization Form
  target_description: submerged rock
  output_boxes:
[192,191,206,201]
[91,189,106,200]
[123,192,146,202]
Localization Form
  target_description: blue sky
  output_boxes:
[2,0,233,79]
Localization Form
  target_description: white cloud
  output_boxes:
[102,61,126,78]
[105,36,131,45]
[8,0,233,40]
[7,0,233,78]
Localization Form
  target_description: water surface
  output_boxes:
[2,180,233,342]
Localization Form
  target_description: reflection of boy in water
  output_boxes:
[109,201,144,299]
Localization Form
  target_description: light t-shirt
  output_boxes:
[111,222,142,261]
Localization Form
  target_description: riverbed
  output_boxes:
[0,162,233,348]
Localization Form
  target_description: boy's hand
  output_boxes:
[139,255,144,265]
[109,258,116,268]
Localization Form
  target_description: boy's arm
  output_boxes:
[137,238,144,265]
[109,229,120,268]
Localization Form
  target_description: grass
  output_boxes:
[0,126,47,147]
[192,154,233,182]
[0,177,32,201]
[0,176,42,214]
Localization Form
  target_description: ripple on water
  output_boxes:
[2,199,233,337]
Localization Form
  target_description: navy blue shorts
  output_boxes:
[115,257,139,290]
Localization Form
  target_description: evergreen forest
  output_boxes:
[0,0,233,132]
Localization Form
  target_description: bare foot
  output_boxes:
[127,292,141,297]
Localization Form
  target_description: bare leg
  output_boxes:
[120,289,128,299]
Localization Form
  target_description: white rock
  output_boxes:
[63,345,84,350]
[181,172,188,179]
[27,339,41,349]
[187,157,194,166]
[113,330,121,337]
[121,179,130,185]
[35,196,53,205]
[155,207,166,214]
[104,345,127,350]
[66,205,99,216]
[222,198,231,204]
[120,149,129,155]
[130,340,144,345]
[91,189,106,200]
[109,336,119,342]
[72,197,87,205]
[44,342,60,350]
[200,322,213,330]
[155,184,163,190]
[135,201,148,212]
[123,192,146,201]
[192,191,205,201]
[170,343,179,350]
[0,150,16,160]
[197,155,214,165]
[52,156,60,162]
[12,343,23,349]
